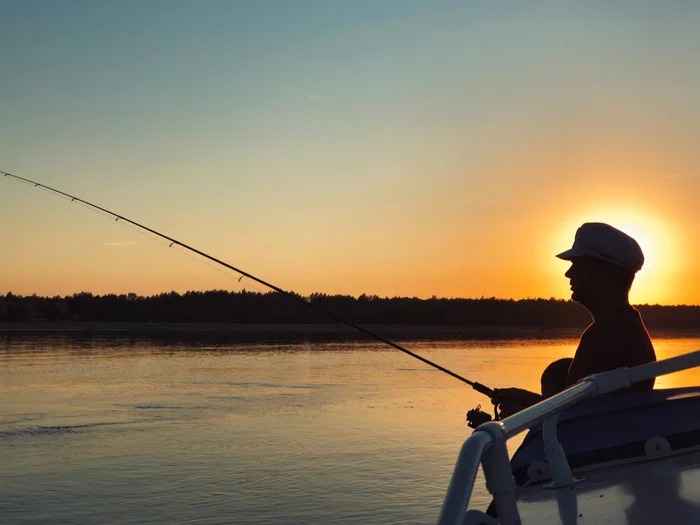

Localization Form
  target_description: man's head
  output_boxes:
[556,223,643,307]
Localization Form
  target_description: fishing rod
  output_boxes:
[2,170,502,421]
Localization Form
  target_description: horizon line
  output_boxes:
[3,289,700,308]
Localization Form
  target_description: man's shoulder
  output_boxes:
[579,321,602,342]
[577,313,655,358]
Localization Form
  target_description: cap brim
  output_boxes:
[556,248,584,260]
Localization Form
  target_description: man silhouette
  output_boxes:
[495,222,657,417]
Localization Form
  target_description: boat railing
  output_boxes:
[437,350,700,525]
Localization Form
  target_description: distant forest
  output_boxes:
[2,290,700,330]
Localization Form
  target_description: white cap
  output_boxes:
[556,222,644,272]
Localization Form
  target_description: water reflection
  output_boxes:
[0,324,585,352]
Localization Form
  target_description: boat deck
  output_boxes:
[515,449,700,524]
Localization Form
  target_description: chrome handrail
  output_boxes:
[438,431,493,524]
[438,350,700,525]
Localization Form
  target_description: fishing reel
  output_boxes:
[466,403,501,429]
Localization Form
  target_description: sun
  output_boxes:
[549,208,681,305]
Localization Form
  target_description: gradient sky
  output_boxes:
[2,0,700,305]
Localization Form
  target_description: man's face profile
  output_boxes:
[565,255,634,306]
[565,256,595,303]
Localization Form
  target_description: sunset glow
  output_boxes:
[548,207,683,305]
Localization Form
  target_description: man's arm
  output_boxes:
[493,387,543,418]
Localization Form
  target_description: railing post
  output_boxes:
[542,414,582,489]
[479,422,522,525]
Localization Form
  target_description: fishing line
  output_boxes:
[2,170,498,404]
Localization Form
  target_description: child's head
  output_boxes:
[540,358,573,398]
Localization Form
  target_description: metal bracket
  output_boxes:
[541,414,586,489]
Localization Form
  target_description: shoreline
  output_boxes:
[1,322,698,340]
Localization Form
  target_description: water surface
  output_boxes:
[2,331,699,524]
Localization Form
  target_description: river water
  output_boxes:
[2,330,700,524]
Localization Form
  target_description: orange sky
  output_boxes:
[2,2,700,305]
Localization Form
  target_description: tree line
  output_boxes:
[1,290,700,329]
